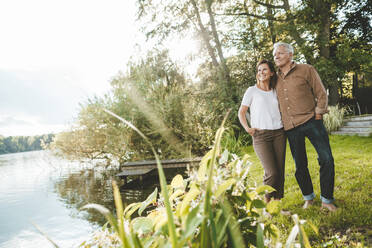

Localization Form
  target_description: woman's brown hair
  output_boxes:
[256,59,278,89]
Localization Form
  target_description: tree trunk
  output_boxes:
[282,0,315,65]
[352,72,358,98]
[266,5,276,44]
[318,1,330,58]
[328,85,339,106]
[205,0,238,102]
[190,0,219,67]
[316,0,339,105]
[205,0,232,86]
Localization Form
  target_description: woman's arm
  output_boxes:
[238,105,257,136]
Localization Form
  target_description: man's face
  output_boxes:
[273,46,292,68]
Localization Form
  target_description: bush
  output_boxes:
[220,126,252,156]
[323,105,349,132]
[78,112,314,248]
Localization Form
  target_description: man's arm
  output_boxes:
[308,65,328,119]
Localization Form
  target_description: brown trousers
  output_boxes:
[253,128,286,200]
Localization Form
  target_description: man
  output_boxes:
[273,42,337,211]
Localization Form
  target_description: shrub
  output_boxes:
[220,126,252,156]
[78,111,314,248]
[323,105,349,132]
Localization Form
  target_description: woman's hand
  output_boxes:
[247,127,258,136]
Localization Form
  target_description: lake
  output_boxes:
[0,150,152,248]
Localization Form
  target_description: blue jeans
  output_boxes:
[286,118,335,203]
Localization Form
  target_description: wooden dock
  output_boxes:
[117,157,202,187]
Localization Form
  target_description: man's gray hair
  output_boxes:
[273,42,294,54]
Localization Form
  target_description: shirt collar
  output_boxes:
[278,61,297,77]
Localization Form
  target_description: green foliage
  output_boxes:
[0,134,53,155]
[323,105,349,132]
[51,0,371,165]
[50,99,131,163]
[220,126,252,155]
[50,50,223,163]
[79,112,313,248]
[138,0,371,104]
[245,135,372,247]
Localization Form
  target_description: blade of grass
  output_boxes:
[299,224,311,248]
[217,215,230,247]
[81,203,119,233]
[103,108,178,248]
[201,109,230,247]
[209,210,218,247]
[286,220,299,248]
[256,223,264,248]
[219,199,246,248]
[30,221,60,248]
[154,153,178,247]
[112,180,132,248]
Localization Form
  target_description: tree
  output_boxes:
[52,0,371,163]
[51,50,218,163]
[137,0,238,102]
[0,134,54,155]
[221,0,371,105]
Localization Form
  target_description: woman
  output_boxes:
[238,59,286,202]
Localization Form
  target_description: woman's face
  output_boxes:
[257,63,273,83]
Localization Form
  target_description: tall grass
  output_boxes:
[77,110,315,248]
[220,126,252,155]
[323,105,349,132]
[244,135,372,247]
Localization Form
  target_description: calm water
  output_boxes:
[0,151,151,248]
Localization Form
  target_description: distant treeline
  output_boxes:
[0,134,54,155]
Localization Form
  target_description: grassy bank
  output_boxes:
[243,135,372,247]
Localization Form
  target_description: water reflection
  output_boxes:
[0,151,153,248]
[0,151,95,248]
[54,164,156,225]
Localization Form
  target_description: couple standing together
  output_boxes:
[238,42,337,211]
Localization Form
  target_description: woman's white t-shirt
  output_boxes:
[241,85,283,130]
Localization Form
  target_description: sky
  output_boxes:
[0,0,200,137]
[0,0,141,137]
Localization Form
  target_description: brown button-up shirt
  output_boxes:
[276,62,328,131]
